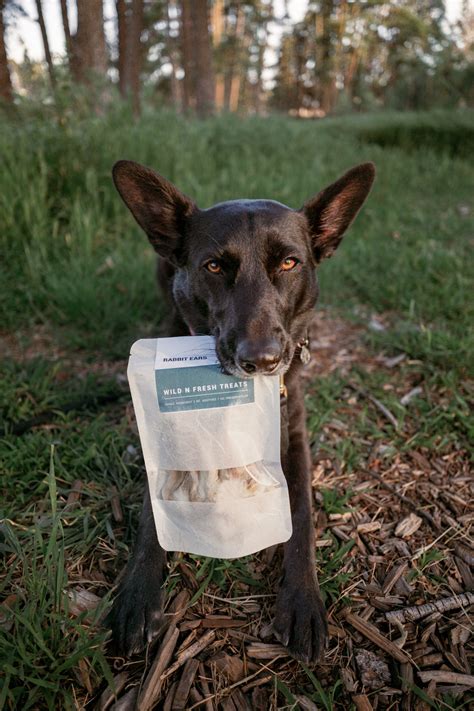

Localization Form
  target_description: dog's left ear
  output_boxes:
[301,162,375,262]
[112,160,197,262]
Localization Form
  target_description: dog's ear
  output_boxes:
[301,162,375,262]
[112,160,197,261]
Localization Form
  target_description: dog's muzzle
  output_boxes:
[235,337,283,375]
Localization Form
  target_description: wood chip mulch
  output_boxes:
[9,311,472,710]
[83,311,472,710]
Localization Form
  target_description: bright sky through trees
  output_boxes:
[6,0,466,63]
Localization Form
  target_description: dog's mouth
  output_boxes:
[185,323,296,378]
[215,339,295,379]
[218,360,291,379]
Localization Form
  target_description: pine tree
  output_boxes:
[0,0,13,103]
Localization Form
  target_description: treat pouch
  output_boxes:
[128,336,292,558]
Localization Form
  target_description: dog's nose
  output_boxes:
[236,339,282,374]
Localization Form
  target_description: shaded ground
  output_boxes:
[1,310,472,710]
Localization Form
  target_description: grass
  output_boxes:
[1,107,473,708]
[1,449,113,710]
[1,107,473,367]
[348,109,474,157]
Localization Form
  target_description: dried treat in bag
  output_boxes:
[127,336,292,558]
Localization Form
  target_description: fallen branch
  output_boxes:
[385,592,474,624]
[417,671,474,687]
[343,611,411,664]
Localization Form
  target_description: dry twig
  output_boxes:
[172,658,200,709]
[161,630,216,680]
[417,671,474,687]
[343,611,412,664]
[348,383,399,430]
[137,624,180,711]
[385,592,474,624]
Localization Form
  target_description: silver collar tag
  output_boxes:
[299,336,311,365]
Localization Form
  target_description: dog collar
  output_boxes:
[280,334,311,399]
[295,335,311,365]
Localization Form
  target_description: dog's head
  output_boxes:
[113,160,375,376]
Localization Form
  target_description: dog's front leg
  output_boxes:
[108,483,167,656]
[273,372,328,663]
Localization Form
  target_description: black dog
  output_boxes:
[109,159,375,663]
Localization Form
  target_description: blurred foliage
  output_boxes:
[2,1,473,116]
[273,0,474,115]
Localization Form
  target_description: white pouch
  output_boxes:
[127,336,292,559]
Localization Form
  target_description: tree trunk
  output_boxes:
[211,0,225,111]
[74,0,108,83]
[60,0,73,66]
[225,2,245,111]
[229,71,241,112]
[116,0,129,97]
[0,0,13,103]
[344,49,359,101]
[193,0,215,117]
[211,0,224,46]
[225,2,245,112]
[35,0,56,89]
[254,25,268,115]
[126,0,144,118]
[181,0,215,117]
[317,0,335,114]
[166,0,181,109]
[180,0,196,111]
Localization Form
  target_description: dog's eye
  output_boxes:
[205,260,222,274]
[281,257,299,271]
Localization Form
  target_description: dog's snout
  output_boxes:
[236,338,282,374]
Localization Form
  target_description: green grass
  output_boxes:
[349,109,474,158]
[1,449,114,710]
[306,365,473,464]
[1,108,473,368]
[407,548,446,584]
[1,107,473,708]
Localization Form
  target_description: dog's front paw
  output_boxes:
[273,578,328,664]
[107,571,165,657]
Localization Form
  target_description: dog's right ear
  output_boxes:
[112,160,197,262]
[302,162,375,262]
